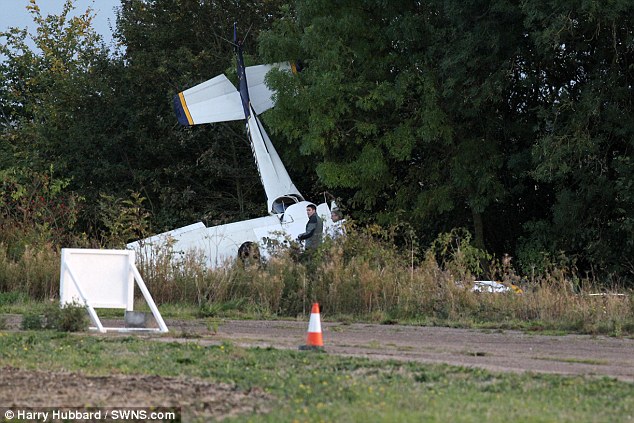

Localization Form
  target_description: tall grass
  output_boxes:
[130,227,634,335]
[1,225,632,335]
[0,243,59,299]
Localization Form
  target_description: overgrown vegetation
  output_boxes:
[0,0,632,334]
[1,220,632,335]
[137,225,634,335]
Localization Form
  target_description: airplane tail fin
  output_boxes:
[173,74,244,126]
[245,63,292,115]
[174,63,294,126]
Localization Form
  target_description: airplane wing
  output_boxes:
[173,74,244,126]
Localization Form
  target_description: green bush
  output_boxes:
[21,313,44,330]
[0,167,83,259]
[0,290,28,306]
[44,302,89,332]
[20,303,88,332]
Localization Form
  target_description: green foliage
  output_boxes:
[428,228,492,280]
[0,167,83,257]
[0,291,29,306]
[258,0,634,285]
[0,0,112,236]
[259,0,514,249]
[0,0,285,235]
[0,0,106,163]
[44,301,89,332]
[19,302,88,332]
[110,0,290,229]
[1,0,633,285]
[97,191,151,247]
[20,313,44,330]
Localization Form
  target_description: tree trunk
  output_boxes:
[472,209,485,251]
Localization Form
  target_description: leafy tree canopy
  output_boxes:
[259,0,634,281]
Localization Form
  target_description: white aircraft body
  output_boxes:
[127,26,335,267]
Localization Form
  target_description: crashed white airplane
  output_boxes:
[127,25,336,267]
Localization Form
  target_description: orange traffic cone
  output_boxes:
[299,303,324,351]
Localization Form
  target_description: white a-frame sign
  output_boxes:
[59,249,168,333]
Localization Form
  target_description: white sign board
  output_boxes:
[60,249,134,309]
[59,248,168,333]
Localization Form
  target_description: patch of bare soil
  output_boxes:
[0,366,272,421]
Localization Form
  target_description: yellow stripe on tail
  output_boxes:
[178,92,194,125]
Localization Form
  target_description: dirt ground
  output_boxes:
[1,366,271,421]
[165,318,634,382]
[2,315,634,421]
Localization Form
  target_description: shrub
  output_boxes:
[0,290,28,306]
[20,302,88,332]
[46,302,89,332]
[0,167,83,258]
[97,191,151,248]
[21,313,44,330]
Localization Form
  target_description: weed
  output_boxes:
[97,192,151,248]
[0,291,28,306]
[206,318,221,334]
[20,302,88,332]
[21,313,44,330]
[46,302,89,332]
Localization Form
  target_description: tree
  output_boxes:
[0,0,118,231]
[1,0,291,237]
[259,0,526,250]
[112,0,290,229]
[0,0,107,167]
[517,0,634,278]
[259,0,634,282]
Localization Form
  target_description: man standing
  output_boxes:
[297,204,323,251]
[328,208,346,239]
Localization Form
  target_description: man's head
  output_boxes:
[331,209,343,222]
[306,204,317,217]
